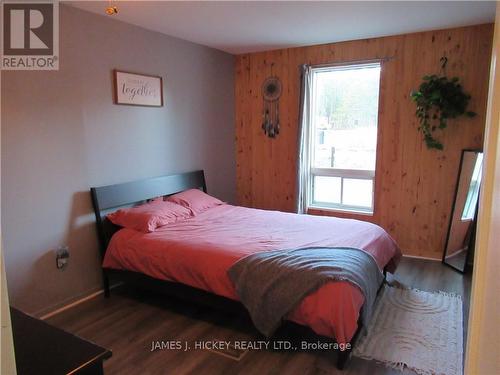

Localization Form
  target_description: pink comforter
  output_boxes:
[103,205,401,344]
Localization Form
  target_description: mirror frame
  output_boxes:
[442,148,482,273]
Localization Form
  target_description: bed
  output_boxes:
[90,170,401,369]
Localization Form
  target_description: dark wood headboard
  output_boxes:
[90,170,206,258]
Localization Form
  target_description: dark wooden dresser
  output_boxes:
[10,307,112,375]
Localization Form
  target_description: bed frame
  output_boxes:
[90,170,382,370]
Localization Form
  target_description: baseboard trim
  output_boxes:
[403,254,441,261]
[39,290,104,320]
[39,283,121,321]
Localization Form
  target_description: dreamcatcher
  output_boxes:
[261,76,282,138]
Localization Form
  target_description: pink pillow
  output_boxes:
[107,200,192,233]
[166,189,224,214]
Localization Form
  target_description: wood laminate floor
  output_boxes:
[47,258,471,375]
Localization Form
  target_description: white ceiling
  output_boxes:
[68,1,496,54]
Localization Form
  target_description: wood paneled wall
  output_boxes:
[235,24,493,259]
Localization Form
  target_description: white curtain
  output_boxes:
[296,65,312,214]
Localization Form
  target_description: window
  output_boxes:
[307,62,381,213]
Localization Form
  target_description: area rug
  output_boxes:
[353,285,463,375]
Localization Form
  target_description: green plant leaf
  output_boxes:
[411,72,474,150]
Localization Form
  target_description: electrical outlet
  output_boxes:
[56,246,69,270]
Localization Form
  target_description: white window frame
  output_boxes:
[306,61,381,214]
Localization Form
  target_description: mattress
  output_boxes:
[103,204,401,344]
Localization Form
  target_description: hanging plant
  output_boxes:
[410,57,476,150]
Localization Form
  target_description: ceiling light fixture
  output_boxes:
[105,0,118,15]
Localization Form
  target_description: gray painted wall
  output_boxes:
[1,5,235,315]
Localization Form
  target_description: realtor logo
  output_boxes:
[1,1,59,70]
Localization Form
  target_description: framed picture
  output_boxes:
[113,69,163,107]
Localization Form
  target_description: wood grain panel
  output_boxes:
[235,24,493,259]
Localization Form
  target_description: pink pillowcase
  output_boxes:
[166,189,224,215]
[107,200,192,233]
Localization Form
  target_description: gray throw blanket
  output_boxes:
[228,247,383,337]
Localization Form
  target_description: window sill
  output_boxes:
[307,205,374,216]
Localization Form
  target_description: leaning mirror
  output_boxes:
[443,149,483,273]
